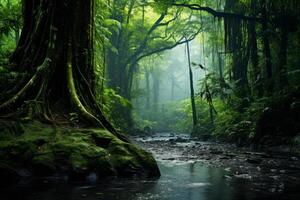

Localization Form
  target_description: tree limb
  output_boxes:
[173,3,262,22]
[137,30,200,62]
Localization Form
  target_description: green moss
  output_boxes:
[107,139,160,177]
[0,120,160,180]
[32,152,55,175]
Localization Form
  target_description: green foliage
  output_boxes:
[0,0,21,63]
[132,112,157,131]
[198,72,232,99]
[153,0,174,13]
[104,88,131,108]
[133,100,190,133]
[0,1,21,36]
[102,88,132,129]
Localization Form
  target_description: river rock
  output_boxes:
[246,158,262,164]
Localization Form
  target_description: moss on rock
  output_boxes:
[0,120,160,182]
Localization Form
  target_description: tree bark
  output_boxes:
[277,25,289,88]
[1,0,127,142]
[249,0,262,97]
[224,0,249,98]
[260,0,273,94]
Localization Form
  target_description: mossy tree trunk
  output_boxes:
[0,0,127,141]
[224,0,250,98]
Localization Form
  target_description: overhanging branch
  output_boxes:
[173,3,262,22]
[137,29,200,62]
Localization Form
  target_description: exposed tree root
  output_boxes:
[67,46,106,127]
[0,58,51,111]
[0,0,129,144]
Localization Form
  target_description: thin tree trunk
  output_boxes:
[151,70,160,112]
[218,53,223,79]
[145,67,150,109]
[186,40,198,131]
[277,27,288,88]
[171,73,175,101]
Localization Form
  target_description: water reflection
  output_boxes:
[1,160,299,200]
[1,161,233,200]
[154,160,232,200]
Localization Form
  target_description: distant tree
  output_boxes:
[104,0,201,129]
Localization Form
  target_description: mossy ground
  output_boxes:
[0,121,160,182]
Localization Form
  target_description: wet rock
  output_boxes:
[168,139,176,144]
[244,151,269,157]
[219,156,229,160]
[290,157,298,161]
[163,157,175,161]
[224,175,232,179]
[270,175,279,180]
[224,167,231,172]
[173,137,188,143]
[224,153,237,158]
[256,166,261,171]
[42,179,49,184]
[234,173,252,179]
[210,149,223,154]
[0,163,20,186]
[246,158,262,164]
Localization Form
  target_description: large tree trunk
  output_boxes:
[224,0,250,98]
[0,0,127,142]
[249,0,262,97]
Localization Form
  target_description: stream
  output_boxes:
[1,133,300,200]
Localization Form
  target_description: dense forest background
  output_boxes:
[1,0,300,147]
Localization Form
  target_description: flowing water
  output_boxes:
[1,133,299,200]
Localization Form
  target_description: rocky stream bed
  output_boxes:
[134,133,300,199]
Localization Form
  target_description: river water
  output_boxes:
[1,133,299,200]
